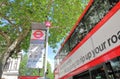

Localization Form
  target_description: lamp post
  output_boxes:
[44,21,51,78]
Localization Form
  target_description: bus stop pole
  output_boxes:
[44,27,49,78]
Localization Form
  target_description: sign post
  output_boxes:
[27,29,45,68]
[27,22,51,79]
[44,21,51,78]
[27,22,47,74]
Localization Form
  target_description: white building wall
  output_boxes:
[2,53,22,79]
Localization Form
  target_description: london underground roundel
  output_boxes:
[31,30,45,40]
[33,30,44,38]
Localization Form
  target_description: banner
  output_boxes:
[27,30,46,68]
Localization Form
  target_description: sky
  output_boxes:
[48,46,57,72]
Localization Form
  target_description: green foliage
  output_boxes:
[46,62,54,79]
[0,35,7,54]
[0,0,89,52]
[20,31,31,50]
[0,0,50,52]
[48,0,89,49]
[19,54,41,76]
[19,54,54,79]
[0,0,89,78]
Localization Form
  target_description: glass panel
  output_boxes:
[110,57,120,79]
[70,30,79,50]
[96,0,111,20]
[105,62,115,79]
[91,66,107,79]
[59,40,70,59]
[77,21,88,41]
[108,0,119,7]
[73,71,90,79]
[83,0,101,32]
[69,21,88,50]
[62,41,70,54]
[82,0,118,32]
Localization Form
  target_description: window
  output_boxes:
[73,71,90,79]
[105,62,115,79]
[110,57,120,79]
[4,62,10,71]
[109,0,119,7]
[70,30,79,50]
[91,65,107,79]
[13,61,18,70]
[77,21,88,41]
[82,0,116,32]
[59,40,70,59]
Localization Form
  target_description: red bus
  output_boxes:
[54,0,120,79]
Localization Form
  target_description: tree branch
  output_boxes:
[1,27,30,71]
[0,29,11,46]
[0,12,17,27]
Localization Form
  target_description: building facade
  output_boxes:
[2,53,22,79]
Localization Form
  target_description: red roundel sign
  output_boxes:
[33,30,44,38]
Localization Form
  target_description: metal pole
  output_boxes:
[44,27,49,78]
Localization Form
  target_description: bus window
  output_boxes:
[105,62,115,79]
[69,20,88,50]
[109,0,119,6]
[77,21,88,41]
[110,57,120,79]
[83,0,117,32]
[91,65,107,79]
[70,30,79,50]
[61,40,70,54]
[96,0,111,20]
[73,70,90,79]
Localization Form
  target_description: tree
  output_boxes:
[0,0,51,78]
[19,54,54,79]
[48,0,89,48]
[19,54,42,76]
[0,0,88,78]
[46,62,54,79]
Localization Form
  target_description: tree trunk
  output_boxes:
[0,28,30,79]
[0,59,3,79]
[0,53,10,79]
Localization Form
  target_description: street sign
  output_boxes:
[31,22,46,30]
[33,30,44,38]
[27,44,44,68]
[27,30,45,68]
[31,30,45,40]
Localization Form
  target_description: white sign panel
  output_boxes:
[27,44,45,68]
[59,10,120,77]
[27,30,46,68]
